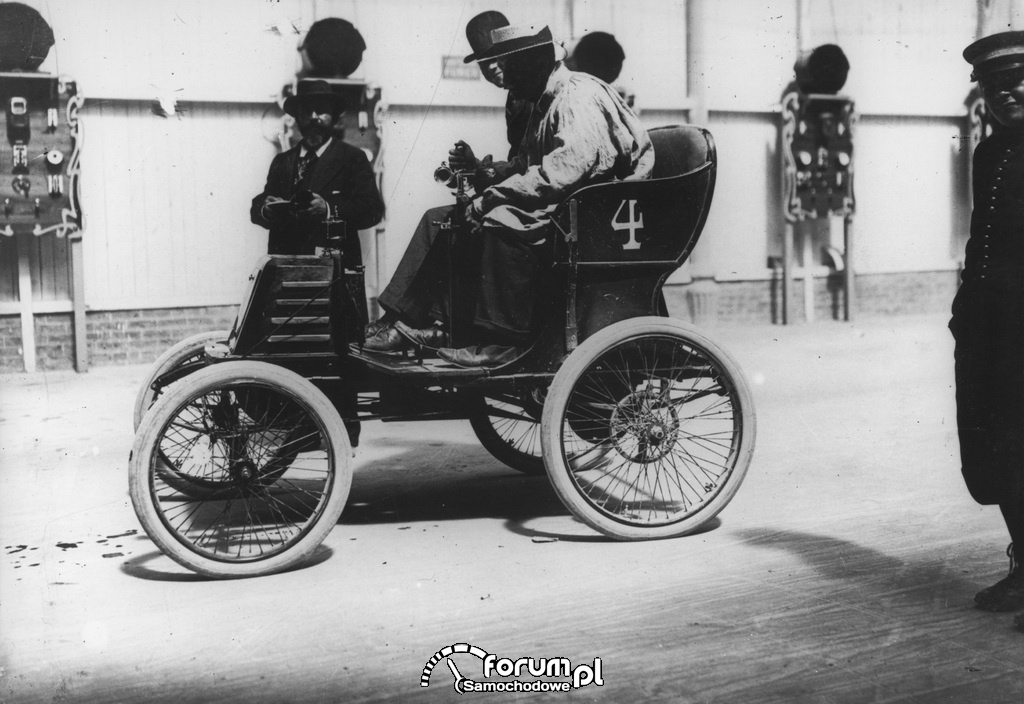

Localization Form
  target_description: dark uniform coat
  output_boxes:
[250,137,384,269]
[951,127,1024,505]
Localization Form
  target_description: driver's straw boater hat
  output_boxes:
[470,24,554,63]
[283,79,348,118]
[964,31,1024,81]
[463,11,510,63]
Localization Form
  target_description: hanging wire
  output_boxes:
[44,0,60,76]
[828,0,840,45]
[383,0,469,211]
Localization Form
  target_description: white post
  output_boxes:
[16,233,36,373]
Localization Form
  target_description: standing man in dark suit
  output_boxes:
[250,79,383,449]
[956,32,1024,629]
[251,79,384,270]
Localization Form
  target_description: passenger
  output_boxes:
[565,31,625,85]
[955,31,1024,629]
[250,79,384,270]
[365,24,653,367]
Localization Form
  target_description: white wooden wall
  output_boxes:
[78,99,272,309]
[3,0,1016,313]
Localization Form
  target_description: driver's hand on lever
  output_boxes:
[459,196,483,232]
[448,140,478,172]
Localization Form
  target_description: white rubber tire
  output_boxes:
[133,330,229,430]
[129,360,351,578]
[540,317,756,540]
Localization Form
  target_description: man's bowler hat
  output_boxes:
[283,79,347,118]
[964,31,1024,81]
[463,11,510,63]
[470,24,554,63]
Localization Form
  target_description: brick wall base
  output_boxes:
[0,315,22,372]
[0,305,237,372]
[663,270,959,326]
[0,271,960,372]
[87,306,238,367]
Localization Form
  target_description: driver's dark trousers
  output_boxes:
[377,206,549,346]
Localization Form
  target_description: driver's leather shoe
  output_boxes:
[395,320,448,348]
[364,318,391,338]
[363,325,412,353]
[438,344,521,368]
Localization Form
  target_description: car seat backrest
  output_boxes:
[648,125,713,179]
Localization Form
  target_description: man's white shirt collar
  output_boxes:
[299,138,333,158]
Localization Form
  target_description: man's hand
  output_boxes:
[458,196,483,232]
[293,192,330,222]
[448,140,478,172]
[260,195,288,222]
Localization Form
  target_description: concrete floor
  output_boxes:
[1,313,1022,703]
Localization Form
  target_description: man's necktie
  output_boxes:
[295,152,318,187]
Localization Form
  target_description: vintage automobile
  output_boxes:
[128,125,756,578]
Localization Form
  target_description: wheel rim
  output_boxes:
[558,334,744,528]
[477,391,544,464]
[134,330,228,431]
[149,381,337,563]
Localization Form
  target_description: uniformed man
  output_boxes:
[955,31,1024,628]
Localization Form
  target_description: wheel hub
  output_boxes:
[234,460,254,481]
[610,389,680,462]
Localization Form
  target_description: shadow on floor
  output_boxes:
[341,441,563,526]
[735,527,985,606]
[120,545,335,582]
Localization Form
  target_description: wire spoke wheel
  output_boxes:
[133,330,234,499]
[129,361,351,578]
[133,330,229,430]
[468,390,546,474]
[541,318,755,540]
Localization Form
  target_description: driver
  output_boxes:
[366,24,653,367]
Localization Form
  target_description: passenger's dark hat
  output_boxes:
[283,79,347,117]
[964,31,1024,81]
[470,24,554,63]
[463,11,510,63]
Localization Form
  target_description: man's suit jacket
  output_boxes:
[250,137,384,268]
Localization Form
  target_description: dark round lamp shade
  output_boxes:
[793,44,850,94]
[301,18,366,78]
[0,3,55,71]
